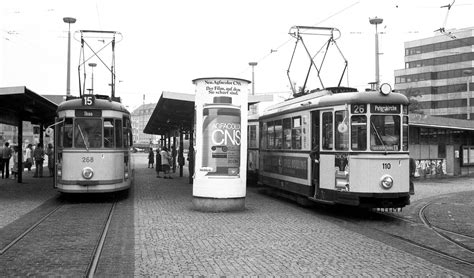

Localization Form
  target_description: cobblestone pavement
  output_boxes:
[133,154,467,276]
[0,169,58,229]
[1,153,472,276]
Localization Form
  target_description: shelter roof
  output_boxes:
[144,91,273,135]
[409,113,474,131]
[0,86,57,126]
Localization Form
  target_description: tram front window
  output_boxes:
[104,118,115,148]
[74,118,102,148]
[370,115,400,151]
[351,115,367,150]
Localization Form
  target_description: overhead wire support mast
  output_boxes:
[287,26,347,95]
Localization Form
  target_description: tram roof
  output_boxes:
[261,90,409,118]
[144,91,273,135]
[57,96,130,114]
[0,86,57,126]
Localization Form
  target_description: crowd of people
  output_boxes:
[148,146,180,179]
[0,142,54,179]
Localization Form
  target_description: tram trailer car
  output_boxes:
[258,86,413,209]
[53,95,134,193]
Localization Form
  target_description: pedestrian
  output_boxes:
[160,146,172,179]
[11,146,19,179]
[46,143,54,177]
[33,143,45,178]
[25,144,33,171]
[148,148,155,168]
[1,142,13,179]
[156,147,162,178]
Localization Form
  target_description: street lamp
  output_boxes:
[369,17,383,91]
[88,63,97,94]
[63,17,76,96]
[463,69,472,120]
[249,62,258,95]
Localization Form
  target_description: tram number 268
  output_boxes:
[82,157,94,163]
[382,163,391,170]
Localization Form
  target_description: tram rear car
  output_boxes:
[54,95,134,193]
[258,87,412,209]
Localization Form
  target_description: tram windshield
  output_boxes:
[370,115,400,151]
[75,118,102,148]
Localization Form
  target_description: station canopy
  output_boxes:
[0,86,58,126]
[144,91,273,135]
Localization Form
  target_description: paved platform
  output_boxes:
[0,153,472,276]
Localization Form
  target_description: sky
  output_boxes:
[1,0,473,111]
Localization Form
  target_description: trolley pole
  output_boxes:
[249,62,258,95]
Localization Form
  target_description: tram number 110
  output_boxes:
[382,163,391,170]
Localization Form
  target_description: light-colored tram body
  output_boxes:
[258,87,412,208]
[54,96,133,193]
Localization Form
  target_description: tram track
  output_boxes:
[0,196,119,277]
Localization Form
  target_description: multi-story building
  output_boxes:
[131,103,160,146]
[394,27,474,119]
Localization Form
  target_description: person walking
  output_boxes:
[160,146,172,179]
[156,147,162,178]
[1,142,13,179]
[33,143,45,178]
[148,148,155,168]
[46,143,54,177]
[25,144,33,171]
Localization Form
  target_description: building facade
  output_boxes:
[394,27,474,119]
[131,103,160,146]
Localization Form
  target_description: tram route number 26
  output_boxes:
[382,163,391,169]
[82,157,94,163]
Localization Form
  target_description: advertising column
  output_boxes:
[192,77,250,212]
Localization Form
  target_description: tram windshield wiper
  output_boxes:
[371,121,387,151]
[76,123,89,151]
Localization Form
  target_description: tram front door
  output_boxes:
[310,111,320,195]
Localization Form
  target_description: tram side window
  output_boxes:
[282,118,291,149]
[267,121,274,149]
[335,111,349,151]
[123,116,132,148]
[63,118,73,148]
[75,118,102,148]
[260,122,266,149]
[291,116,302,149]
[351,115,367,151]
[104,118,115,148]
[370,115,401,151]
[402,116,409,151]
[248,125,257,148]
[115,119,123,148]
[322,112,333,150]
[274,120,283,149]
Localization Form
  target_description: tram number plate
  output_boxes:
[382,163,391,169]
[82,157,94,163]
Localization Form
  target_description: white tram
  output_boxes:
[258,85,413,208]
[53,95,133,193]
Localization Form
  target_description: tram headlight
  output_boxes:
[380,175,394,189]
[82,167,94,179]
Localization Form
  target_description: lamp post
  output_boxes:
[249,62,258,95]
[369,17,383,91]
[88,63,97,94]
[463,69,472,120]
[63,17,76,96]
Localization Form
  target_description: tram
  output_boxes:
[52,29,133,193]
[258,85,412,208]
[255,25,413,208]
[53,95,133,193]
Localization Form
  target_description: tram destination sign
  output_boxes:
[75,109,102,117]
[371,104,400,114]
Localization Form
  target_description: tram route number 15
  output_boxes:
[82,95,95,106]
[382,163,391,169]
